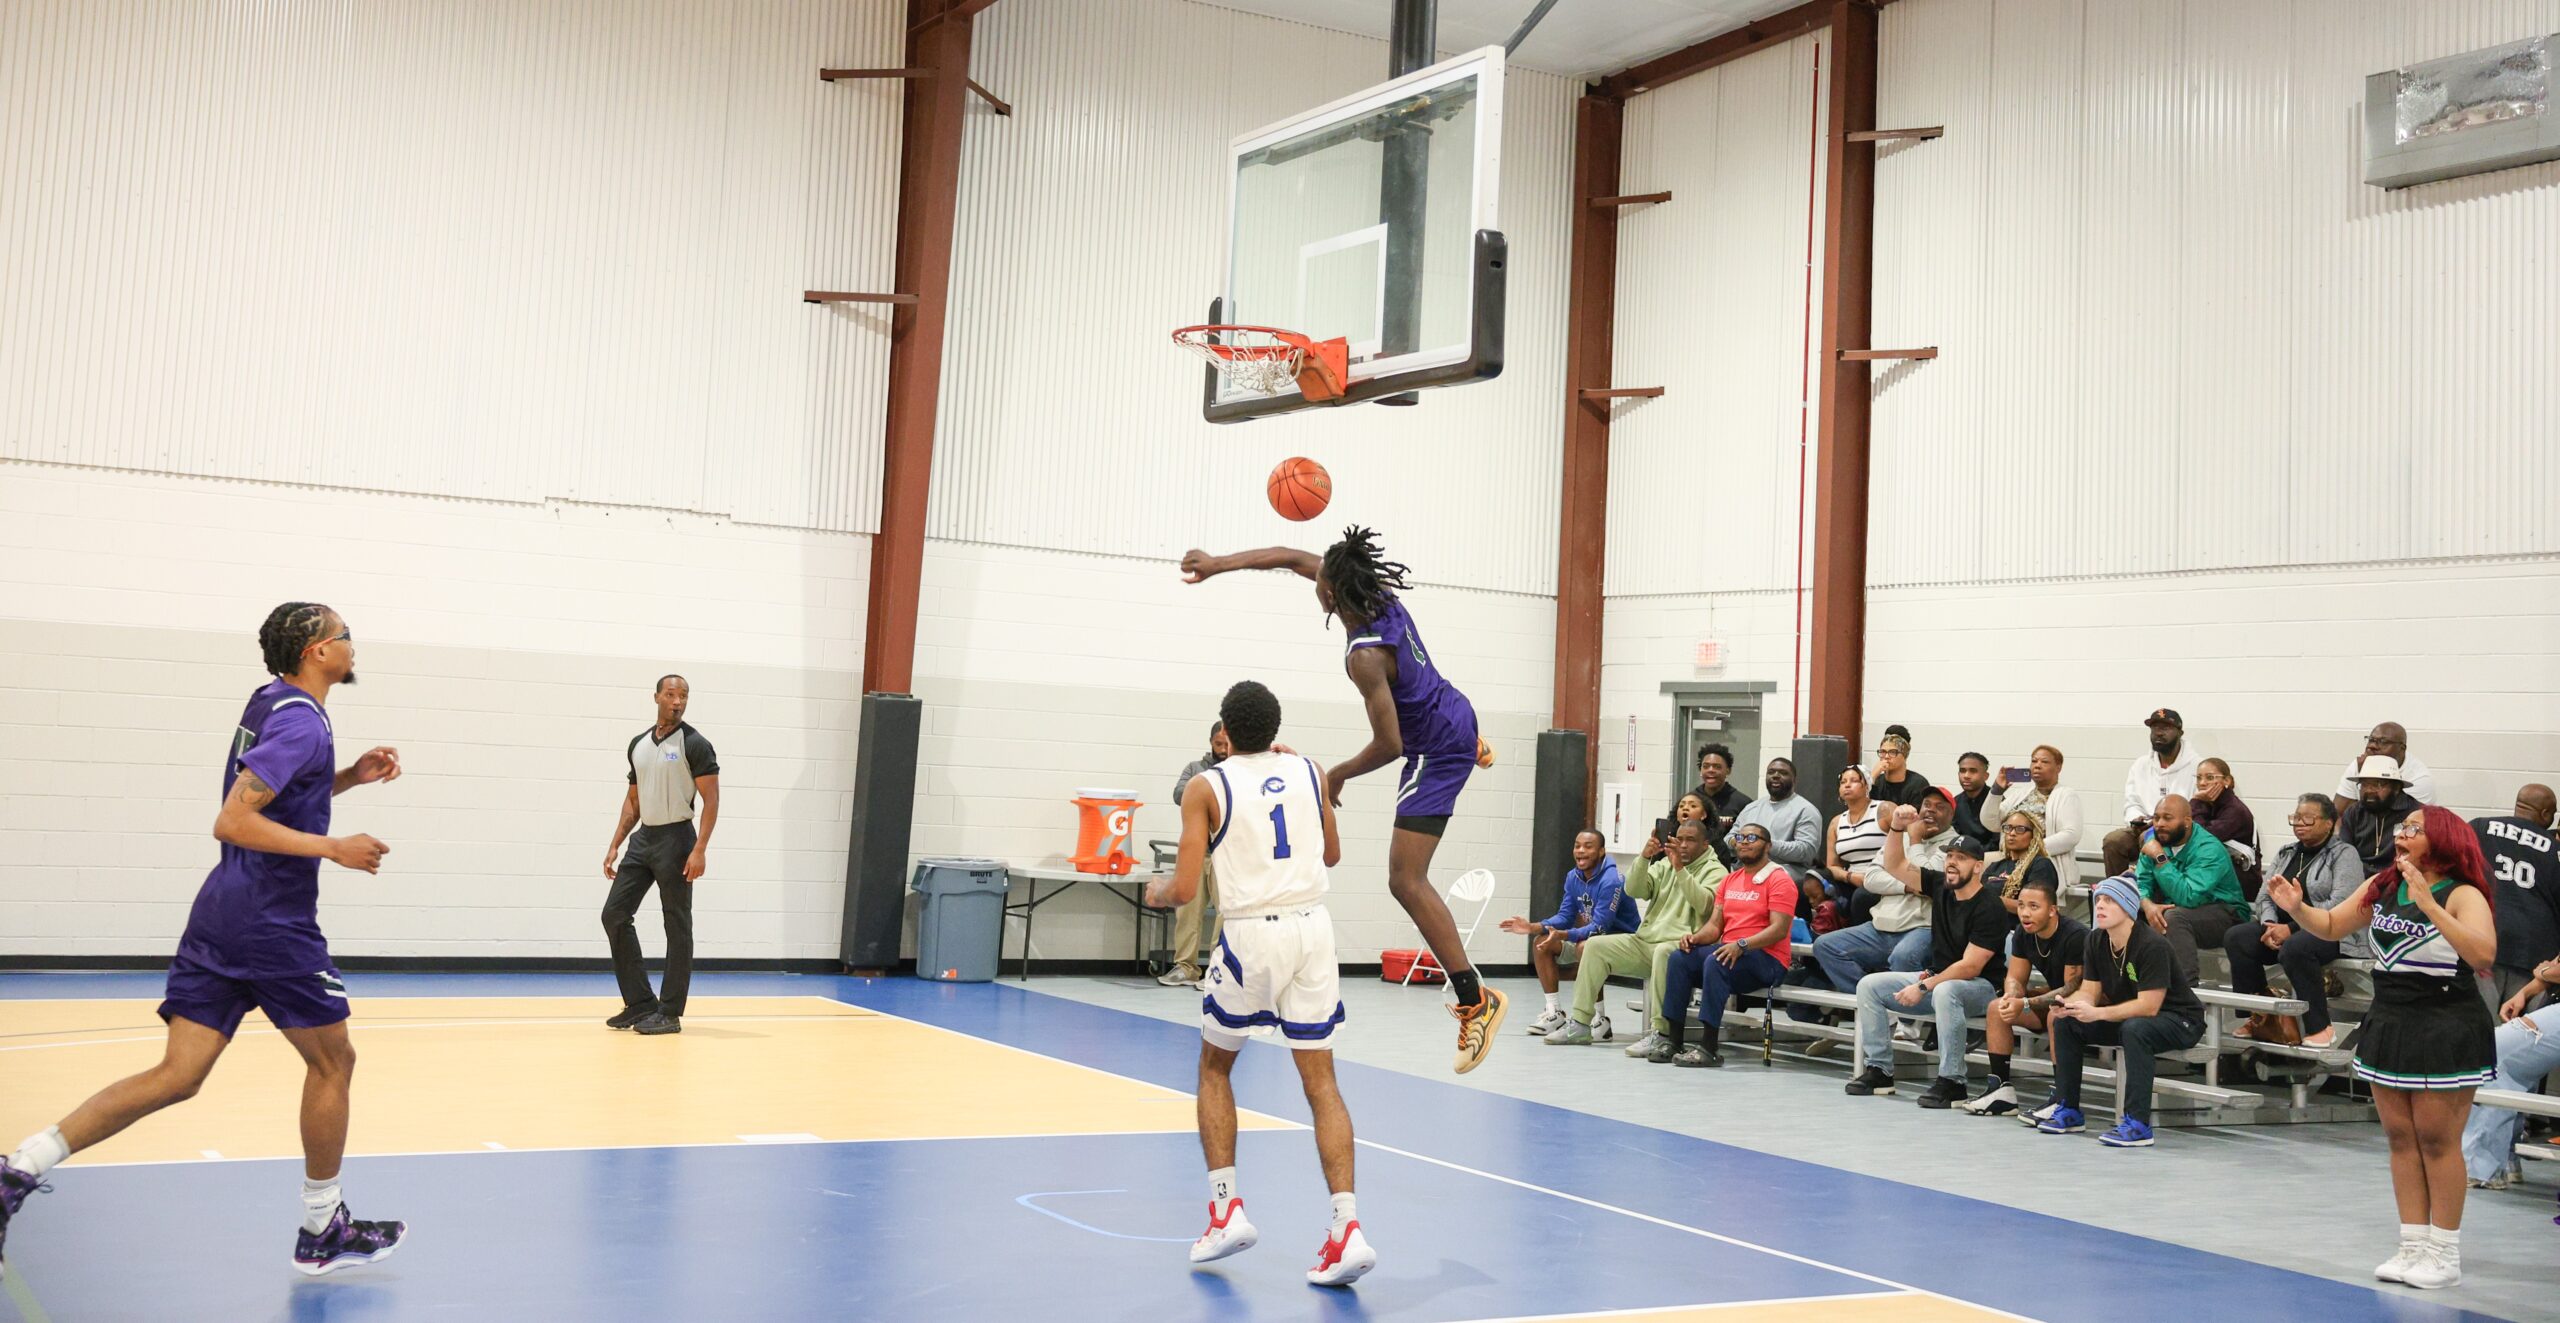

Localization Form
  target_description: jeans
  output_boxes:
[2222,921,2341,1033]
[2461,1005,2560,1182]
[1812,922,1931,993]
[1855,972,1994,1079]
[2051,1011,2204,1126]
[1663,947,1788,1030]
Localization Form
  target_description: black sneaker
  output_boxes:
[1646,1040,1679,1064]
[293,1203,407,1277]
[1,1157,49,1269]
[1915,1076,1969,1109]
[606,1004,658,1030]
[1673,1045,1724,1068]
[1844,1067,1895,1096]
[634,1012,682,1035]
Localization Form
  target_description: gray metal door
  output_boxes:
[1672,698,1761,809]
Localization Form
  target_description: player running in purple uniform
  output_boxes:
[1181,527,1509,1072]
[1,603,410,1276]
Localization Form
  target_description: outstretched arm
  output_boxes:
[1323,647,1404,803]
[1181,546,1321,583]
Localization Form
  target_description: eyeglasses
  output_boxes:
[2391,823,2424,839]
[2286,816,2320,827]
[2001,823,2031,833]
[310,627,351,652]
[1733,832,1769,843]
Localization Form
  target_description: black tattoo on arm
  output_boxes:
[232,770,276,811]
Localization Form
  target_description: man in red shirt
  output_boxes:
[1650,825,1800,1066]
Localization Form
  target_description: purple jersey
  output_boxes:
[175,679,337,978]
[1346,599,1477,758]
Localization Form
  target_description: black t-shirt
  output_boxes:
[2005,915,2090,994]
[1918,869,2013,983]
[1695,782,1754,832]
[2083,923,2204,1022]
[2475,815,2560,970]
[1952,786,2003,842]
[1871,771,1935,810]
[1982,854,2059,905]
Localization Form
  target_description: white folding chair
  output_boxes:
[1401,868,1500,986]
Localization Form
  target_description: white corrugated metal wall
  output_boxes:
[930,0,1576,597]
[1871,0,2560,587]
[0,0,901,532]
[1606,30,1829,599]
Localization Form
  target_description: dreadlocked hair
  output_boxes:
[1320,525,1412,626]
[258,601,335,676]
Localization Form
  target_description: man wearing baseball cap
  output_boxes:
[1843,831,2014,1109]
[2103,708,2200,878]
[2031,875,2207,1148]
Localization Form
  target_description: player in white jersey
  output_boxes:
[1145,680,1374,1289]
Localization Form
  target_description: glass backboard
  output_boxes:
[1205,46,1507,422]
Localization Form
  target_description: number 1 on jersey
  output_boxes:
[1270,804,1292,860]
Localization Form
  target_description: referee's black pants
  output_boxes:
[605,822,696,1017]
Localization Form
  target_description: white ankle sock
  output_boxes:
[11,1127,68,1179]
[1328,1192,1357,1232]
[1542,992,1558,1013]
[2427,1225,2459,1251]
[301,1177,342,1234]
[2398,1222,2425,1244]
[1207,1167,1236,1205]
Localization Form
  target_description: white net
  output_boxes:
[1172,327,1306,396]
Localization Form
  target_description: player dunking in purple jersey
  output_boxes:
[1182,527,1510,1072]
[0,603,410,1276]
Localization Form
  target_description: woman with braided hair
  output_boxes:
[1182,527,1508,1073]
[1,602,411,1276]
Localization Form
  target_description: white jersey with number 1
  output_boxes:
[1200,750,1330,916]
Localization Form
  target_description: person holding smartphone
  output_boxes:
[1996,745,2086,885]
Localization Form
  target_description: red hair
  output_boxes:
[2360,803,2493,912]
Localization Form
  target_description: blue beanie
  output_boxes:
[2093,875,2141,920]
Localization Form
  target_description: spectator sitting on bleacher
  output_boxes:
[1869,727,1932,810]
[2226,793,2367,1049]
[1811,797,1953,994]
[2331,722,2437,818]
[1996,744,2084,885]
[2462,953,2560,1190]
[1727,758,1823,891]
[1820,765,1887,923]
[1503,829,1638,1037]
[2033,876,2208,1148]
[1844,833,2012,1108]
[2104,708,2199,877]
[1546,818,1724,1051]
[2191,758,2260,898]
[1985,809,2059,914]
[2341,756,2424,877]
[1692,743,1753,840]
[2133,793,2245,985]
[2474,784,2560,1015]
[1959,874,2087,1117]
[1652,825,1800,1068]
[1951,752,2002,843]
[1676,790,1734,868]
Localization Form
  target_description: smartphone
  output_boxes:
[2002,765,2031,784]
[1653,816,1676,842]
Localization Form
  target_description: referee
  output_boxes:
[601,675,720,1036]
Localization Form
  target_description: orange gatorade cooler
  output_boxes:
[1071,788,1142,875]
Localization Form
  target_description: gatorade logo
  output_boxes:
[1105,808,1131,839]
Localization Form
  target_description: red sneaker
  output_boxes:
[1306,1221,1376,1287]
[1188,1198,1257,1264]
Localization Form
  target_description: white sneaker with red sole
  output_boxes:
[1306,1221,1376,1287]
[1188,1199,1257,1264]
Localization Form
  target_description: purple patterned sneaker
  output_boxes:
[293,1203,408,1276]
[1,1157,50,1268]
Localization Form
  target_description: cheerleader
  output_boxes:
[2270,803,2497,1290]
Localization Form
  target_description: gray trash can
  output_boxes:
[913,858,1009,982]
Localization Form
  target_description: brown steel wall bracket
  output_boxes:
[1588,192,1671,208]
[1836,347,1934,361]
[1844,126,1941,142]
[804,292,921,304]
[1578,387,1665,400]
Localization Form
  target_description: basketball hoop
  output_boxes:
[1172,324,1350,402]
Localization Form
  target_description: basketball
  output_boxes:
[1267,456,1331,521]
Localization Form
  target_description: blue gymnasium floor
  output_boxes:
[0,972,2523,1323]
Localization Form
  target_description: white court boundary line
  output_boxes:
[6,989,2038,1321]
[1456,1293,1912,1323]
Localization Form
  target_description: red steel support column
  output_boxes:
[1808,0,1877,743]
[863,2,977,694]
[1553,90,1624,811]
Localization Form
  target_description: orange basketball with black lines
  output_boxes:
[1267,456,1331,522]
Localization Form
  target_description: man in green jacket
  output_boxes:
[2133,793,2245,984]
[1546,818,1726,1051]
